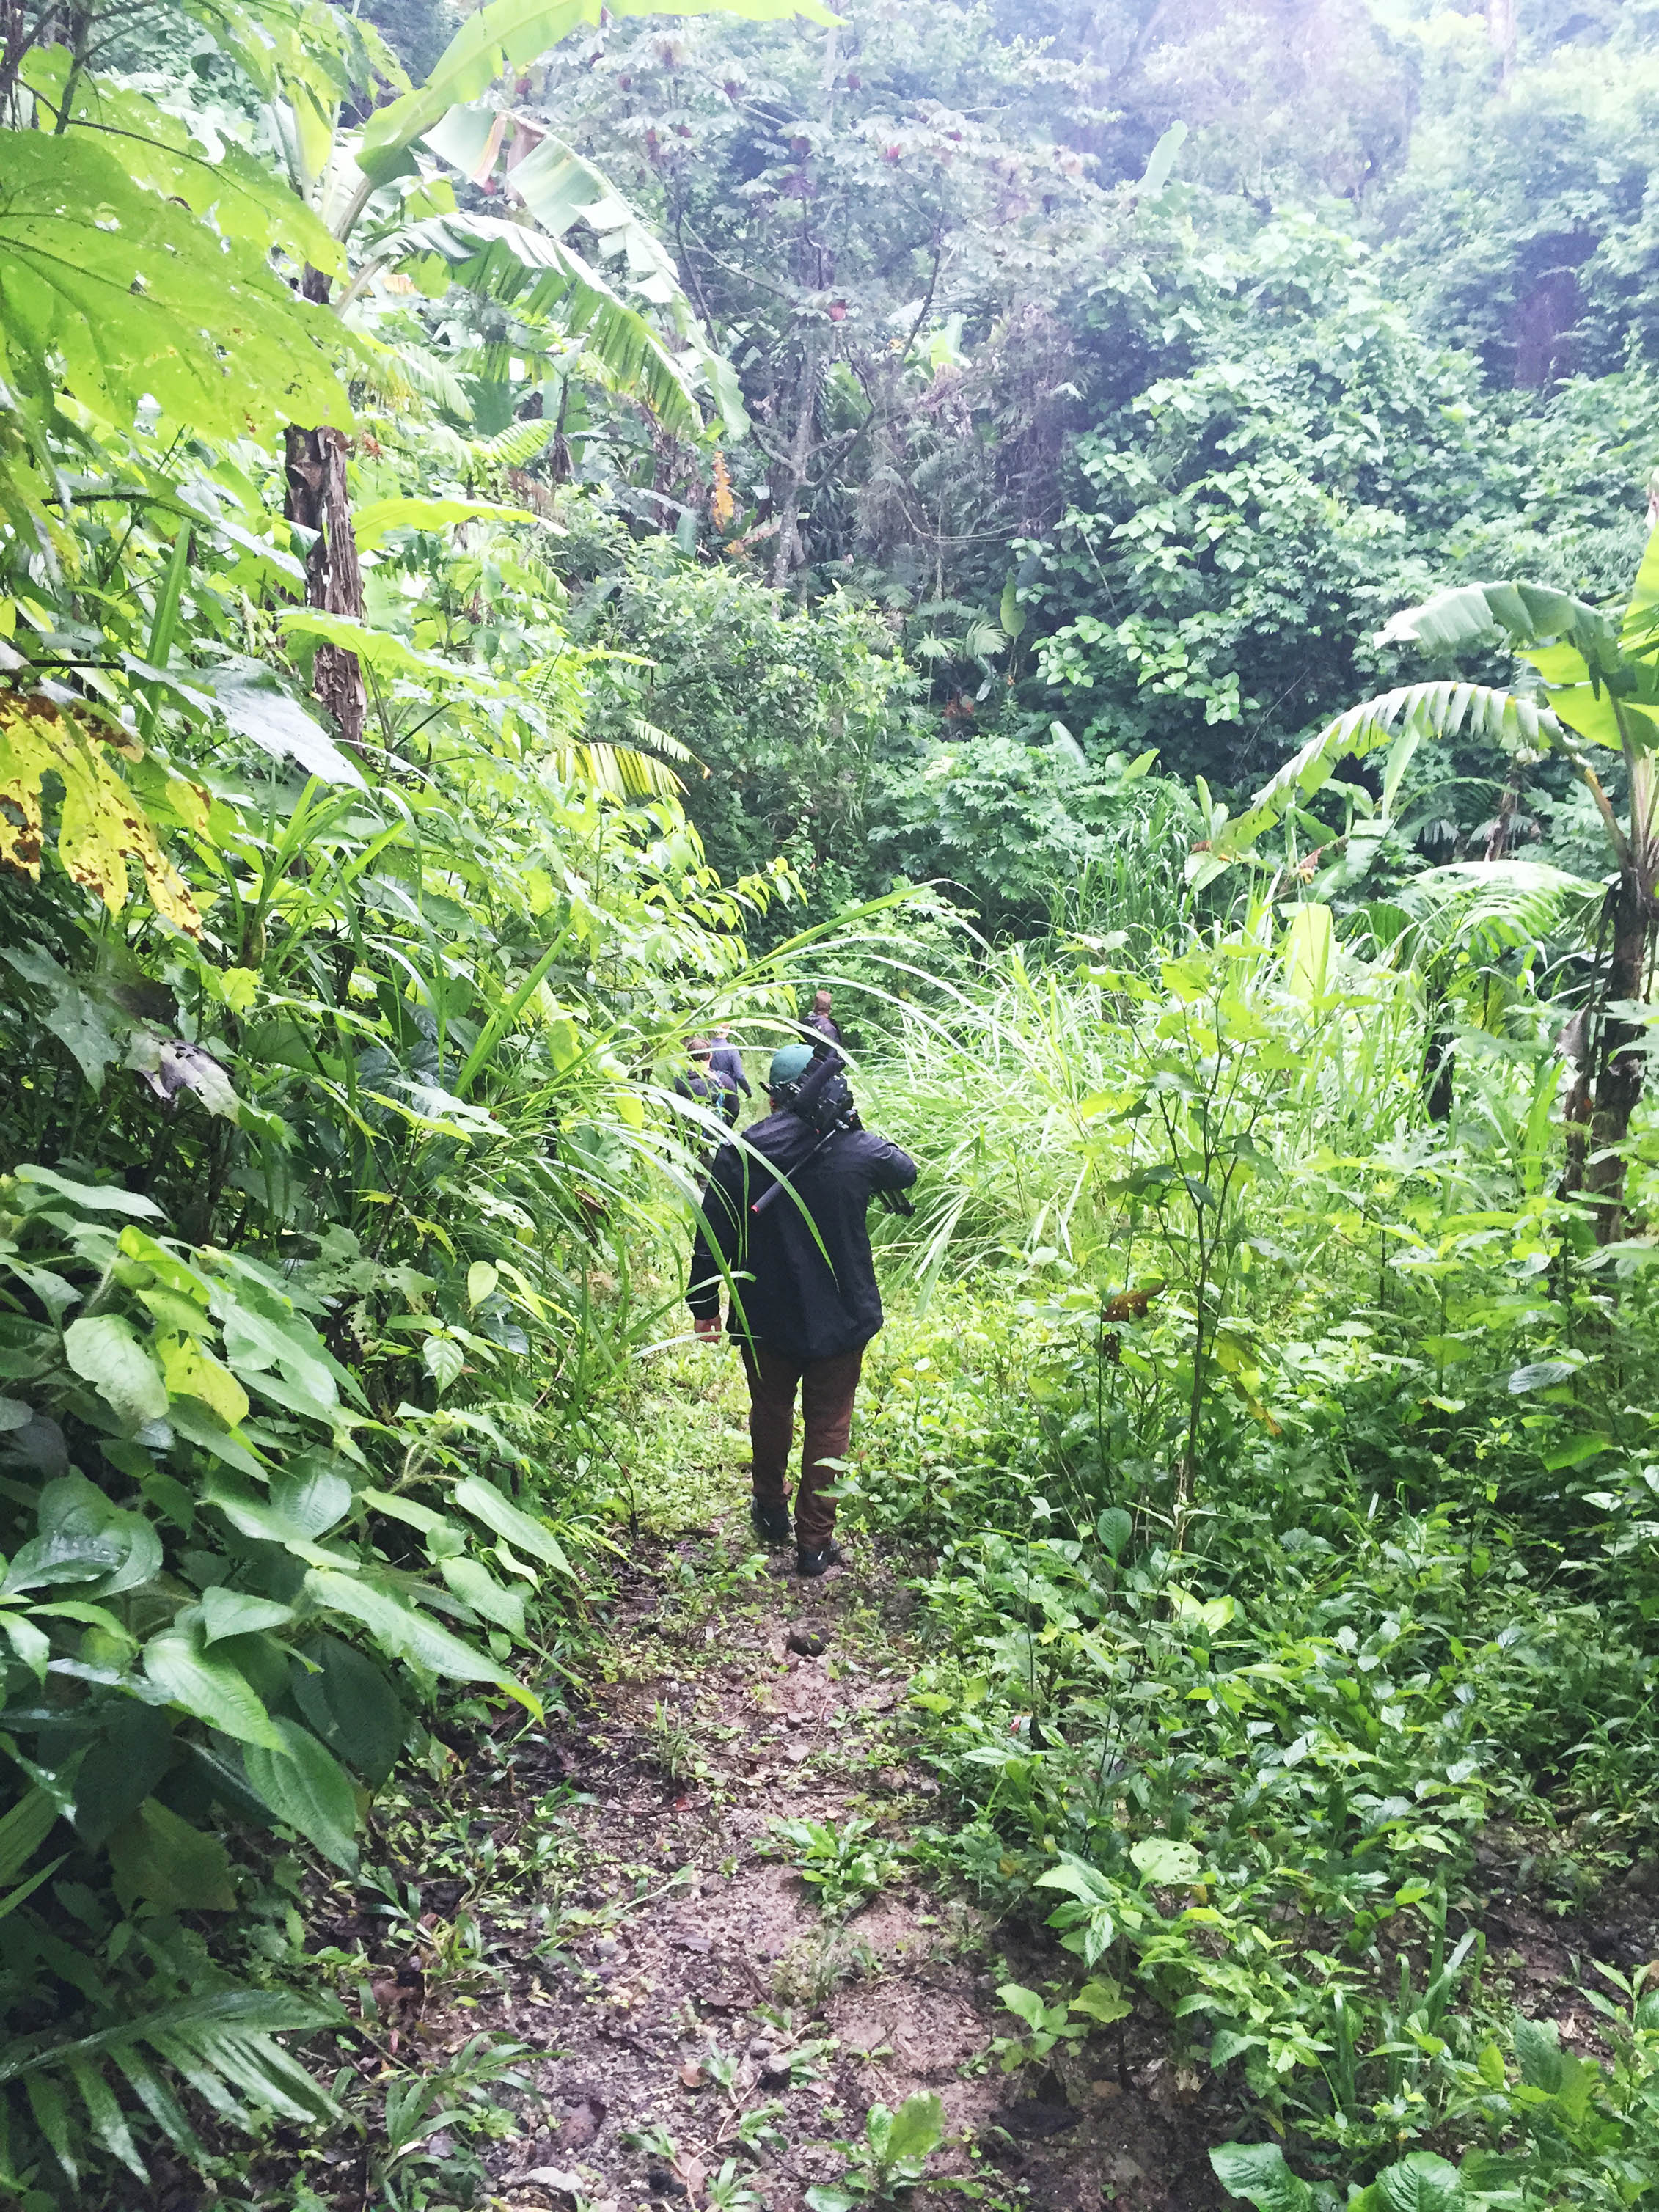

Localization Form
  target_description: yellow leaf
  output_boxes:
[0,697,199,930]
[161,1334,249,1428]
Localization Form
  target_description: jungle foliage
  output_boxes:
[6,0,1659,2205]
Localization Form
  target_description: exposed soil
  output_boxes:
[403,1515,1236,2212]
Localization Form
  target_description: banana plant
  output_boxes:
[1195,527,1659,1242]
[257,0,832,742]
[7,0,831,741]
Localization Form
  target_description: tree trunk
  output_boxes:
[769,351,818,589]
[1582,867,1649,1242]
[282,267,367,752]
[1486,0,1517,91]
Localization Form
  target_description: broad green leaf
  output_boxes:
[1,943,125,1089]
[997,1983,1047,2030]
[64,1314,168,1428]
[453,1474,571,1575]
[201,1588,297,1644]
[1507,1360,1576,1394]
[243,1718,359,1873]
[166,1396,270,1479]
[203,663,366,789]
[1095,1506,1133,1559]
[4,1471,163,1596]
[1374,2154,1465,2212]
[0,133,351,443]
[440,1555,526,1635]
[271,1460,354,1537]
[424,1333,465,1391]
[72,1704,173,1847]
[353,497,535,550]
[1070,1977,1132,2025]
[161,1333,249,1428]
[0,1609,48,1674]
[1282,901,1333,1003]
[881,2090,945,2167]
[1130,1836,1204,1886]
[304,1568,541,1714]
[1542,1432,1610,1471]
[1512,2013,1564,2093]
[1033,1853,1115,1905]
[362,1487,453,1536]
[1625,519,1659,638]
[144,1623,284,1749]
[15,1164,162,1218]
[466,1261,499,1308]
[1138,120,1188,197]
[19,45,348,277]
[1169,1589,1235,1633]
[202,1473,348,1561]
[109,1798,235,1912]
[1209,2142,1319,2211]
[290,1634,407,1785]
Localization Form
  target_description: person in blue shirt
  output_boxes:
[707,1025,750,1127]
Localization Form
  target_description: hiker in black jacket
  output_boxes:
[687,1041,917,1577]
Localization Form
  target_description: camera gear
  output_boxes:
[752,1047,914,1218]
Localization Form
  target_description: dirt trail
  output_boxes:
[406,1492,1231,2212]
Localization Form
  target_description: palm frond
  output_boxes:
[384,342,473,419]
[375,214,703,439]
[1386,859,1606,966]
[475,419,557,469]
[545,740,684,799]
[1377,579,1620,672]
[1,1986,341,2191]
[619,714,697,765]
[1216,683,1558,862]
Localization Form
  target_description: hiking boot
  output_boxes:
[750,1497,792,1546]
[796,1541,843,1579]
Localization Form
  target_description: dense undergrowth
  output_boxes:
[826,931,1659,2208]
[7,0,1659,2204]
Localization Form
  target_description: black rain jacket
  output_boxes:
[686,1110,918,1362]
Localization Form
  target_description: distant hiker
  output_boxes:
[688,1042,917,1577]
[802,988,841,1047]
[707,1025,750,1127]
[674,1038,722,1110]
[673,1039,725,1163]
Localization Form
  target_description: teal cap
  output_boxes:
[768,1042,816,1093]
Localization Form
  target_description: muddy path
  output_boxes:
[388,1487,1234,2212]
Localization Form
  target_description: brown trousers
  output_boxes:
[741,1339,864,1550]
